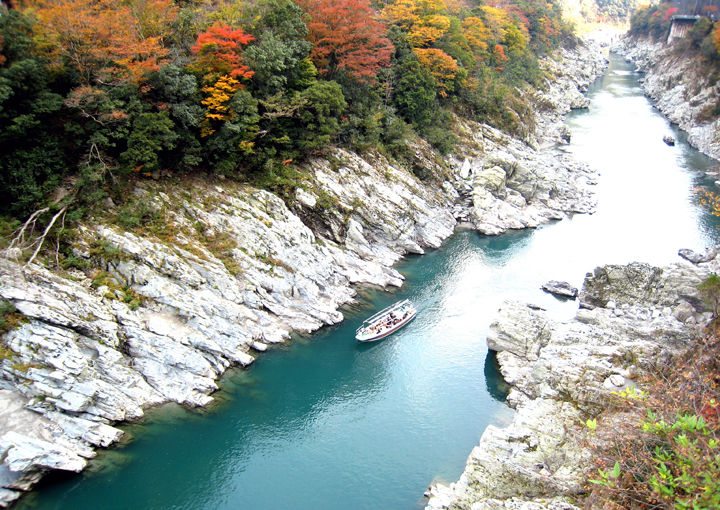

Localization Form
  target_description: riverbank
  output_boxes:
[424,249,715,509]
[612,35,720,162]
[0,40,607,506]
[422,35,720,508]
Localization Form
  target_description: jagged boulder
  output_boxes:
[487,302,552,361]
[579,262,706,313]
[542,281,578,298]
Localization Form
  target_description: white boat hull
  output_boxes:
[355,301,416,342]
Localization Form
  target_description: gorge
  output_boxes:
[1,32,719,510]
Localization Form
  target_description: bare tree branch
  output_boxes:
[25,206,68,268]
[3,208,50,261]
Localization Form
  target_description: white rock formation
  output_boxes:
[0,38,608,504]
[534,40,610,146]
[442,40,606,236]
[425,251,716,509]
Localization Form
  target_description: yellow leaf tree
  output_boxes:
[413,48,459,96]
[409,14,451,47]
[201,75,241,137]
[462,16,490,54]
[382,0,451,47]
[479,6,511,43]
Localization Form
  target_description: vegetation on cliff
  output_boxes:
[584,315,720,509]
[0,0,576,222]
[582,191,720,508]
[629,2,720,65]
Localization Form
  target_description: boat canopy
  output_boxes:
[356,299,412,332]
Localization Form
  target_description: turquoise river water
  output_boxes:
[16,53,720,510]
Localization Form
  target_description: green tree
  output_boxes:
[244,0,316,97]
[146,64,204,171]
[203,89,260,176]
[121,111,179,172]
[295,81,347,152]
[0,9,73,216]
[392,60,436,125]
[699,273,720,323]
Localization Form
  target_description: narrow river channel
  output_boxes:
[17,52,720,510]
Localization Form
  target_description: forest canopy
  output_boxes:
[0,0,577,218]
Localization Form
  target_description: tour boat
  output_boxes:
[663,135,675,146]
[355,299,416,342]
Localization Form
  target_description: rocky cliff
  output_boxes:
[613,36,720,161]
[424,248,715,510]
[0,40,607,506]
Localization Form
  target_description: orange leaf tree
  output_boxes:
[493,43,509,65]
[298,0,393,81]
[413,47,459,95]
[27,0,177,86]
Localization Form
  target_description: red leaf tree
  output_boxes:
[663,7,679,20]
[190,24,255,84]
[298,0,393,81]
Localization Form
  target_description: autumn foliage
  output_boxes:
[298,0,393,81]
[413,48,459,95]
[190,24,255,84]
[1,0,581,218]
[200,75,242,137]
[29,0,177,85]
[585,326,720,509]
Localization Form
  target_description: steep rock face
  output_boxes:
[613,36,720,161]
[533,42,610,146]
[444,40,607,236]
[460,138,598,236]
[0,39,607,504]
[0,183,419,504]
[295,148,457,260]
[425,251,715,509]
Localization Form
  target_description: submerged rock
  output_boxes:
[541,281,578,298]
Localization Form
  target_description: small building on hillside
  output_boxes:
[667,15,701,44]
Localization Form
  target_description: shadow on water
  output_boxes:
[484,350,510,402]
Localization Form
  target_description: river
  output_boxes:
[15,53,720,510]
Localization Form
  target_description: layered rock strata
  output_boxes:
[0,40,606,505]
[613,36,720,161]
[424,249,715,509]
